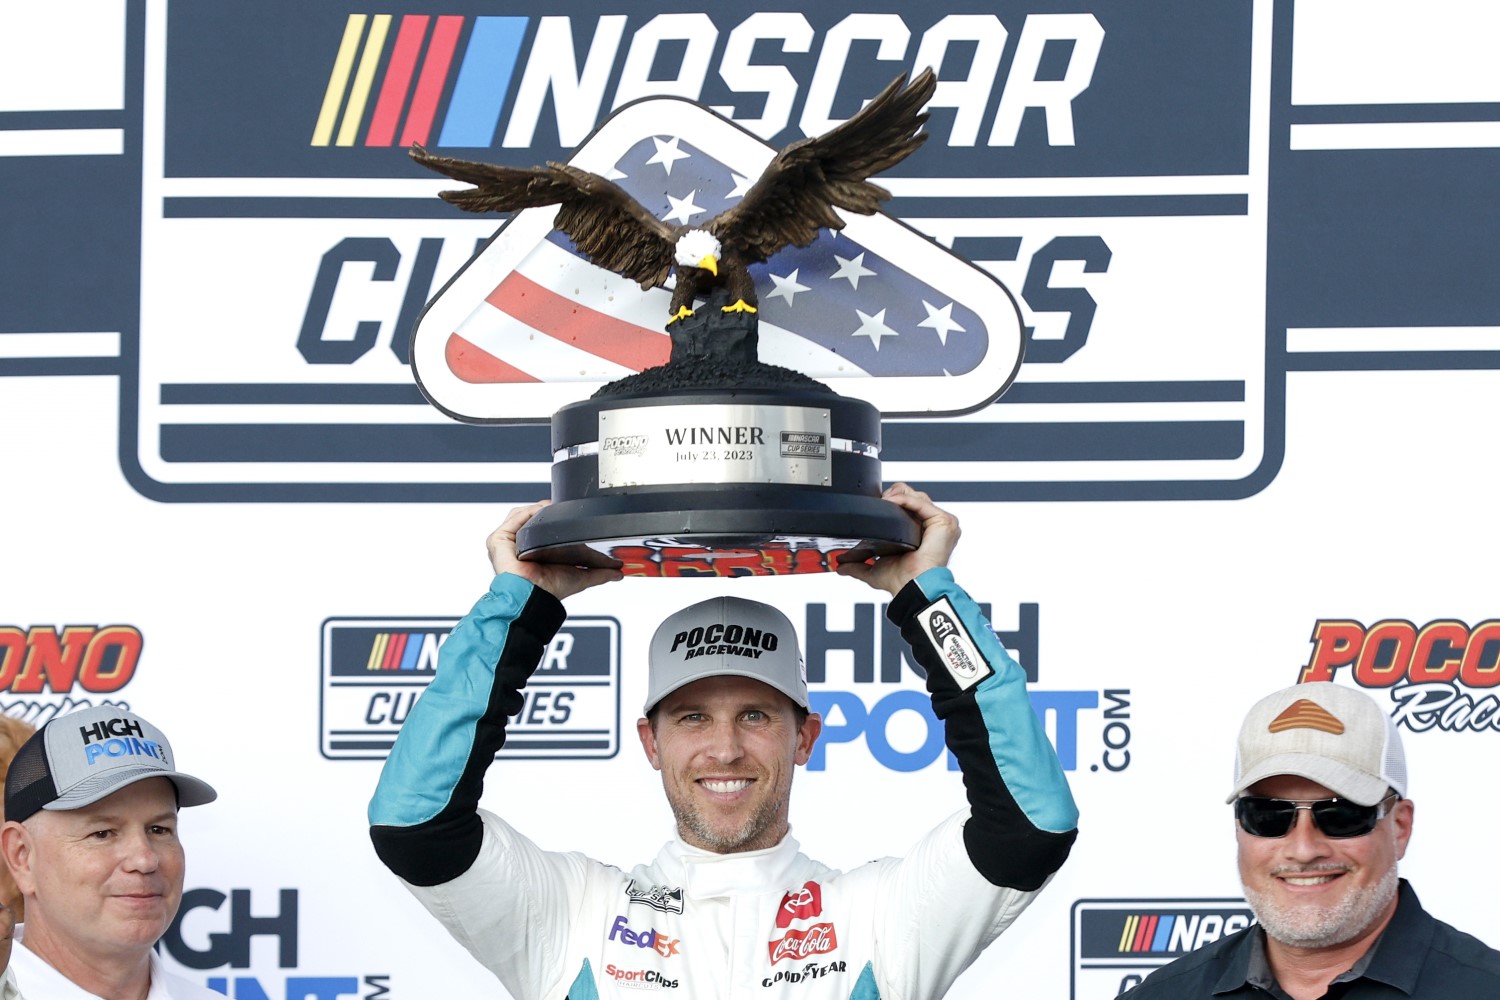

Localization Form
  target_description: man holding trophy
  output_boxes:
[369,482,1078,998]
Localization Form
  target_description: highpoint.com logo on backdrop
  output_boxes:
[1300,618,1500,733]
[163,887,389,1000]
[801,598,1132,776]
[1070,900,1254,1000]
[0,624,145,726]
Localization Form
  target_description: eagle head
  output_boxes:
[674,229,721,276]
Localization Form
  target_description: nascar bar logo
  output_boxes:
[412,97,1023,421]
[1071,899,1253,1000]
[309,11,1109,153]
[319,615,621,760]
[1300,618,1500,734]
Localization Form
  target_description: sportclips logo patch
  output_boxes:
[1301,618,1500,733]
[1071,899,1253,999]
[318,615,621,759]
[0,625,145,725]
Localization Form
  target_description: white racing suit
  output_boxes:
[370,569,1078,999]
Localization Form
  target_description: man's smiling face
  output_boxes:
[638,675,821,854]
[1237,774,1412,950]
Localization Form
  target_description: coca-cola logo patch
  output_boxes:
[775,881,823,929]
[768,922,838,965]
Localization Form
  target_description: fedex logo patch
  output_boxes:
[610,915,681,957]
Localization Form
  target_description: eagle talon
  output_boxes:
[721,300,758,315]
[667,306,696,324]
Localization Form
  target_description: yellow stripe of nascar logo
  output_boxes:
[311,14,368,147]
[337,14,393,147]
[366,632,389,671]
[1118,914,1138,953]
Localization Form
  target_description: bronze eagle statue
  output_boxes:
[409,68,937,325]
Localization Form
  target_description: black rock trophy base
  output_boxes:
[515,297,918,576]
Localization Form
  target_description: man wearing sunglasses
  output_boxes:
[1123,682,1500,998]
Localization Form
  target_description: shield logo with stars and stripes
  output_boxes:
[411,95,1026,423]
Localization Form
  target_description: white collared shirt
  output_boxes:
[6,927,223,1000]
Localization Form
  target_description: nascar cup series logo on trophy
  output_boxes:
[410,69,1024,576]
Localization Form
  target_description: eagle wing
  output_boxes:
[710,67,937,263]
[409,144,679,289]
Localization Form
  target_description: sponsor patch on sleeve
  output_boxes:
[916,598,994,691]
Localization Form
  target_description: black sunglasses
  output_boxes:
[1234,793,1398,839]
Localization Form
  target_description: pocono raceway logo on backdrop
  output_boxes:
[162,887,390,1000]
[318,615,620,759]
[0,624,146,725]
[801,599,1132,777]
[1300,618,1500,733]
[1070,899,1254,1000]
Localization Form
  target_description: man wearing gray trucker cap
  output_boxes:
[1124,682,1500,999]
[0,705,220,1000]
[370,482,1078,999]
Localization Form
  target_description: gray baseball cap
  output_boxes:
[4,705,217,824]
[1228,682,1407,806]
[644,596,808,715]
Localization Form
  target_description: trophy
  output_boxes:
[409,69,1022,575]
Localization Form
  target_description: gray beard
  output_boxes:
[1243,865,1399,949]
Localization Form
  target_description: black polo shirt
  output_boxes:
[1121,881,1500,997]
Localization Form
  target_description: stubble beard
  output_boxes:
[668,783,785,854]
[1243,864,1400,949]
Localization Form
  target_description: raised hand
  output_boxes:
[486,502,624,600]
[836,483,960,596]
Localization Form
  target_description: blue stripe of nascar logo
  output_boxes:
[367,573,534,826]
[913,567,1079,834]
